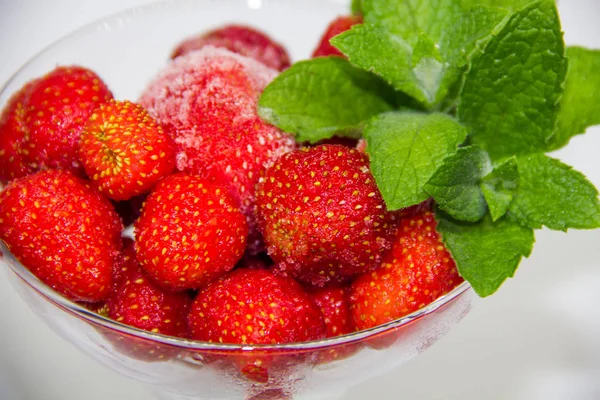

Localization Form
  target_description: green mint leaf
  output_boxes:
[437,212,535,297]
[257,57,394,143]
[361,0,462,46]
[509,154,600,230]
[332,24,442,107]
[437,5,510,109]
[548,47,600,150]
[364,111,467,210]
[351,0,363,15]
[481,157,519,221]
[440,5,509,70]
[424,146,491,222]
[457,0,567,160]
[335,1,508,109]
[460,0,537,10]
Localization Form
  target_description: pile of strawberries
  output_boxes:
[0,17,462,347]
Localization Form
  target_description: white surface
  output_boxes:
[1,1,600,399]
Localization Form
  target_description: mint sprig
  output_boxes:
[257,0,600,297]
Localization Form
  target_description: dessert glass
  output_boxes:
[0,1,474,399]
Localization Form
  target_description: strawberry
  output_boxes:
[79,100,176,201]
[0,81,37,183]
[135,174,248,291]
[312,15,363,58]
[0,169,122,302]
[172,25,291,71]
[349,211,464,331]
[20,66,112,174]
[308,286,354,337]
[141,47,296,252]
[255,145,397,287]
[188,268,326,344]
[106,240,191,337]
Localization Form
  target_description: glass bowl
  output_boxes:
[0,1,474,399]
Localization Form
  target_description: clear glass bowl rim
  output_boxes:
[0,0,472,353]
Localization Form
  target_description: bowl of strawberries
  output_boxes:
[2,0,600,399]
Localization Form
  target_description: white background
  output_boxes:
[1,1,600,399]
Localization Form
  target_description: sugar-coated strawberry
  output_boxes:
[255,145,397,287]
[188,268,326,344]
[141,47,295,252]
[0,81,37,183]
[135,174,248,291]
[0,169,122,302]
[308,286,354,337]
[172,25,291,71]
[312,15,363,58]
[21,66,112,174]
[106,240,191,337]
[79,100,176,201]
[349,211,464,331]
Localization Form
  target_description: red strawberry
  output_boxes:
[0,81,37,183]
[79,100,176,201]
[172,25,291,71]
[255,145,397,287]
[312,15,363,58]
[21,66,112,174]
[106,240,191,337]
[349,211,464,331]
[308,286,354,337]
[141,47,296,252]
[188,268,326,344]
[135,174,248,291]
[0,169,122,302]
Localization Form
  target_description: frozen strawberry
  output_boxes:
[0,169,122,302]
[349,211,464,331]
[172,25,291,71]
[312,15,363,58]
[135,174,248,291]
[106,242,191,337]
[0,81,37,183]
[79,100,176,201]
[21,66,112,174]
[308,286,353,337]
[141,47,295,251]
[255,145,397,287]
[188,268,326,344]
